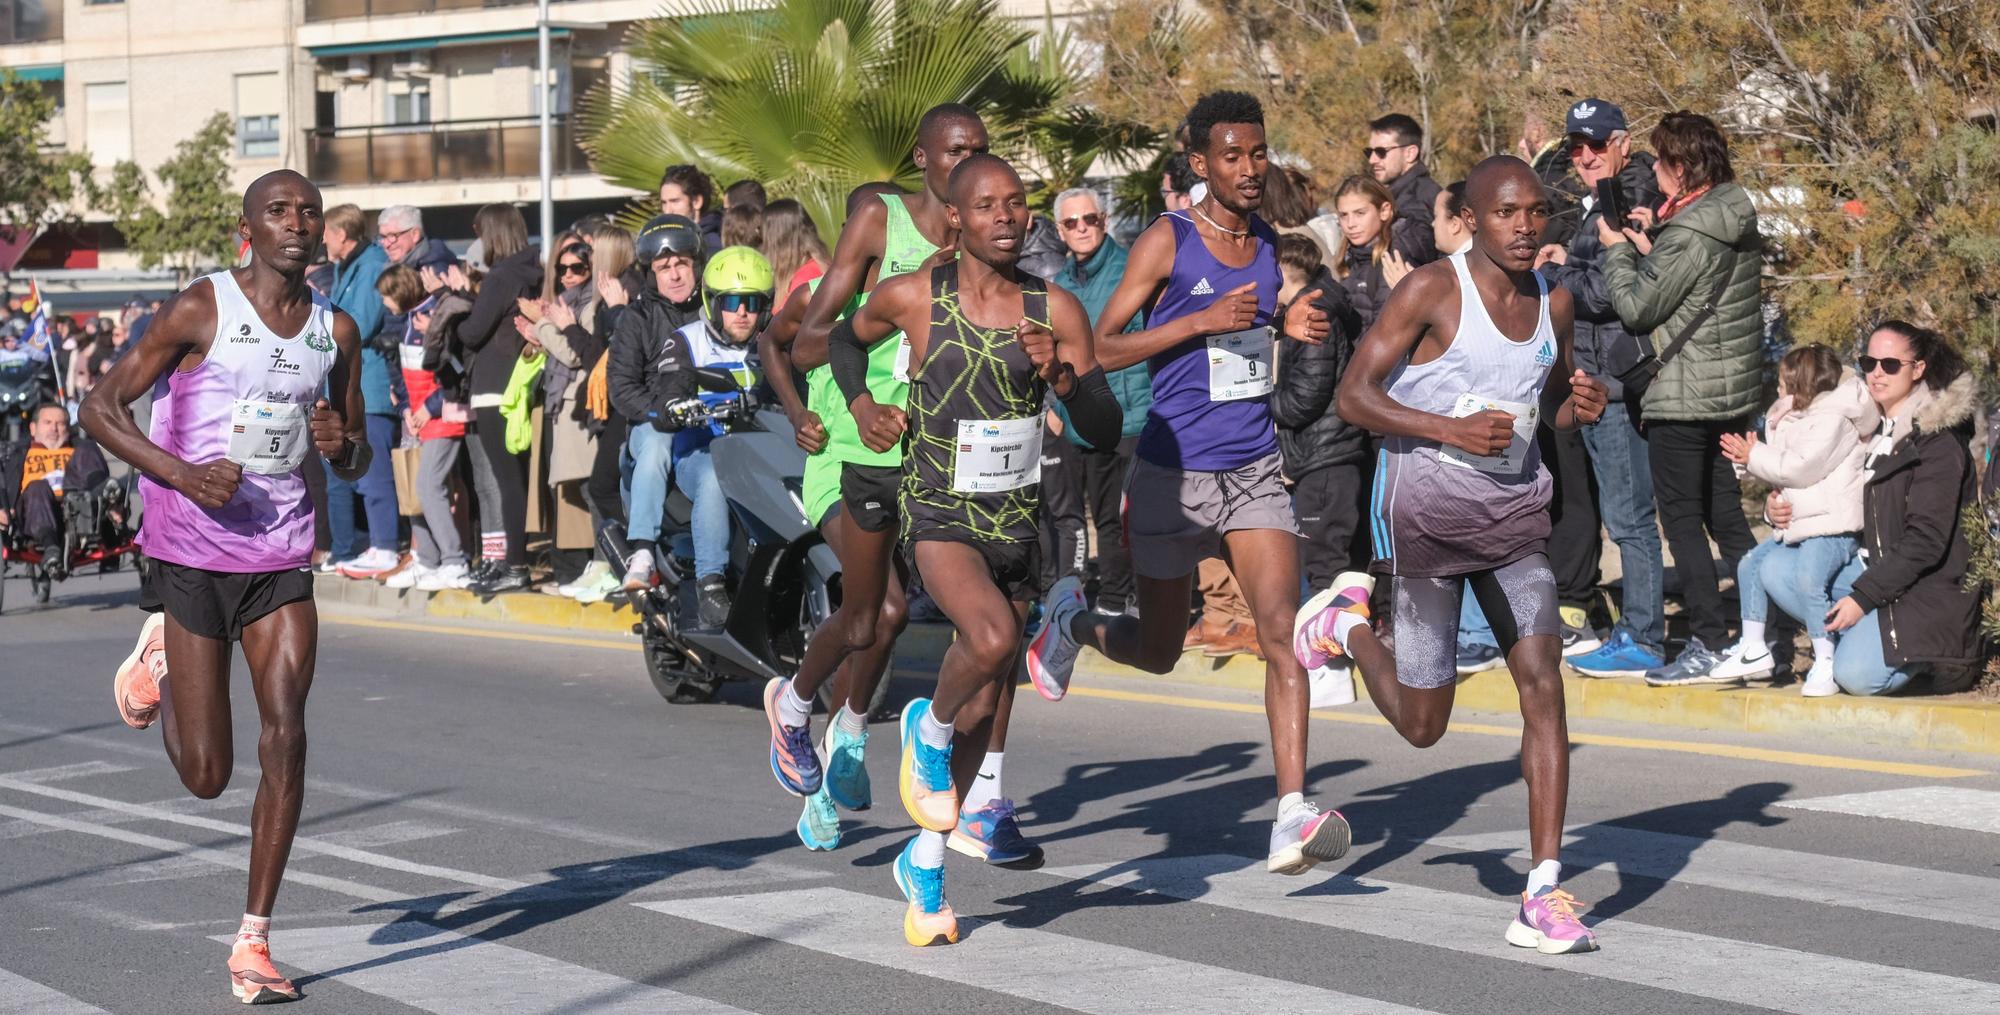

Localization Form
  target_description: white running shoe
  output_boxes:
[620,550,656,592]
[416,563,472,591]
[1308,660,1357,707]
[1711,638,1775,682]
[1025,575,1085,701]
[1800,657,1840,697]
[1267,800,1352,875]
[574,571,621,604]
[384,562,429,590]
[335,547,400,579]
[559,560,612,598]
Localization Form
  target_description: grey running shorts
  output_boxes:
[1387,553,1559,689]
[1124,452,1299,580]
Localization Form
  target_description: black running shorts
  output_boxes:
[139,558,315,642]
[840,463,902,534]
[913,536,1041,604]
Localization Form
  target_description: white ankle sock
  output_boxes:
[966,752,1003,809]
[911,829,947,868]
[1526,859,1562,896]
[1739,620,1766,653]
[1332,611,1368,653]
[836,704,868,736]
[236,913,270,947]
[1811,636,1835,662]
[1276,791,1307,822]
[778,683,813,728]
[918,709,953,750]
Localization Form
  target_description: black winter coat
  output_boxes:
[1850,374,1982,687]
[1273,268,1368,478]
[455,247,545,398]
[1541,153,1662,403]
[607,282,704,425]
[1335,229,1426,330]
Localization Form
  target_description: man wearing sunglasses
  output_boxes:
[1365,113,1442,264]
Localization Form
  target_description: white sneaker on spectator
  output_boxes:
[621,551,655,592]
[1711,638,1775,682]
[417,563,471,591]
[384,563,429,590]
[574,571,620,604]
[1800,657,1839,697]
[559,560,612,598]
[335,547,400,579]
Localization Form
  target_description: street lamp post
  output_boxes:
[537,0,553,257]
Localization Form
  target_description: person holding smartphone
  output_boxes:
[1535,98,1670,677]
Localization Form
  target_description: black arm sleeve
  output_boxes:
[828,315,871,407]
[1058,366,1122,452]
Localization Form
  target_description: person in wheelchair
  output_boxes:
[0,402,118,577]
[618,245,774,626]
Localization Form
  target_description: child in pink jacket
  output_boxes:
[1695,346,1877,695]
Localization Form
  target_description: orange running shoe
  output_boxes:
[113,612,167,730]
[228,940,300,1004]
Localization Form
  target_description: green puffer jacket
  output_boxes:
[1603,181,1763,423]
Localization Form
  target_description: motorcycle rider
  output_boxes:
[610,214,707,595]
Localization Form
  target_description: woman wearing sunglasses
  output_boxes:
[520,237,601,592]
[1784,322,1979,696]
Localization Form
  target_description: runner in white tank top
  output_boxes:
[1298,157,1612,955]
[79,170,369,1004]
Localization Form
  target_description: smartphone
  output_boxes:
[1595,178,1631,231]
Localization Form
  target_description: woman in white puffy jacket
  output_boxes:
[1695,347,1875,694]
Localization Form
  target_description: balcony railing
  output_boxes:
[1,0,62,45]
[306,116,586,187]
[304,0,537,21]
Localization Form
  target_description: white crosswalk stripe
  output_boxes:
[1777,786,2000,834]
[0,968,111,1014]
[641,887,1444,1015]
[207,923,753,1015]
[1038,855,2000,1015]
[1433,825,2000,932]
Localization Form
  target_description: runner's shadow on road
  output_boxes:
[1335,753,1545,881]
[1422,780,1790,923]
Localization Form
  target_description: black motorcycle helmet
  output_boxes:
[634,214,703,268]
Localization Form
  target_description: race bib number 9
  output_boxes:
[1207,327,1274,401]
[227,399,311,476]
[952,415,1042,493]
[1438,394,1538,475]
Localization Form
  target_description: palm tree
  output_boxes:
[584,0,1155,239]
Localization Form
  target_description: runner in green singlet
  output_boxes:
[825,153,1123,945]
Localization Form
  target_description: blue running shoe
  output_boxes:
[797,785,841,850]
[764,678,823,796]
[893,837,958,947]
[898,698,957,832]
[948,797,1045,869]
[1568,628,1666,679]
[825,723,872,812]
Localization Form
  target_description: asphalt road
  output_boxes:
[4,569,2000,1014]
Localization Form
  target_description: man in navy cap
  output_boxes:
[1535,97,1671,680]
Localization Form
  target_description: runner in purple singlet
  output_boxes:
[1021,91,1354,876]
[81,170,369,1004]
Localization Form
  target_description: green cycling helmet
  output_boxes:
[701,245,775,321]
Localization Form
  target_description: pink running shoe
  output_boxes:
[1506,886,1600,954]
[113,612,167,730]
[1293,571,1375,670]
[228,940,301,1004]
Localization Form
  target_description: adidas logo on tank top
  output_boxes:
[1189,277,1215,296]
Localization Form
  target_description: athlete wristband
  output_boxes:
[828,316,871,407]
[1057,365,1122,451]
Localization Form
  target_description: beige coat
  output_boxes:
[1747,370,1877,543]
[534,301,599,486]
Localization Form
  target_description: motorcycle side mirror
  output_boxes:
[693,367,741,393]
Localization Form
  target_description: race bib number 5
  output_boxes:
[1206,327,1274,401]
[952,415,1042,493]
[227,399,311,476]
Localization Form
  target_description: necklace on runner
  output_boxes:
[1190,202,1250,240]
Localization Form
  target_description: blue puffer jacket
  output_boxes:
[329,243,395,414]
[1050,237,1151,448]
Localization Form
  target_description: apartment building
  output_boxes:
[2,0,1085,284]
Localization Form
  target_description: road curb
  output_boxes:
[315,575,2000,758]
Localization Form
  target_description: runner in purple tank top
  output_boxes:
[1303,156,1610,955]
[79,170,368,1004]
[1022,91,1356,877]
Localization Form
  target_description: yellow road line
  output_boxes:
[324,612,1987,780]
[1063,686,1989,780]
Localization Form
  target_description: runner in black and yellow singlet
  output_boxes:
[825,154,1124,946]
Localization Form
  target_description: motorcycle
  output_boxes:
[602,367,889,713]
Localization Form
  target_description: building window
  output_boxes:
[83,81,131,166]
[234,72,283,159]
[389,86,430,126]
